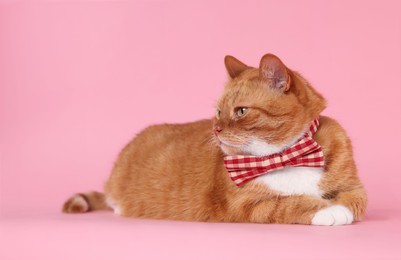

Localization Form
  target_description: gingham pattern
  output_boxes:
[224,119,324,186]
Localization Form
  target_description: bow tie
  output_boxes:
[223,119,324,186]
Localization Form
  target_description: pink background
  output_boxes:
[1,1,400,259]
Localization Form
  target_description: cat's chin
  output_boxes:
[218,138,276,156]
[219,142,244,156]
[219,142,265,156]
[242,139,286,157]
[216,130,305,156]
[219,141,282,157]
[219,136,303,157]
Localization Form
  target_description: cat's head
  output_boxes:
[213,53,326,156]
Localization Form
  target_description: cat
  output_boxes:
[63,53,367,225]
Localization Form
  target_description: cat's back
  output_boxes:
[124,119,214,156]
[113,118,216,172]
[138,118,213,143]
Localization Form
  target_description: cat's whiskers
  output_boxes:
[202,134,220,148]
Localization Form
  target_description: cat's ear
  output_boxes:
[224,55,250,78]
[259,54,291,92]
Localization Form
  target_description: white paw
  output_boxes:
[312,205,354,226]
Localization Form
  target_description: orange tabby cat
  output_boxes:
[63,53,367,225]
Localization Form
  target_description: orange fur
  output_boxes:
[63,53,367,225]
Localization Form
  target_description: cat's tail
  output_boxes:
[62,191,111,213]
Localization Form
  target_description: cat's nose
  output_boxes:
[214,126,223,134]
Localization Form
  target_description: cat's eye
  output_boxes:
[215,109,221,119]
[235,107,249,117]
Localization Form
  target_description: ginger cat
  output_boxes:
[63,53,367,225]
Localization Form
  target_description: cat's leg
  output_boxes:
[330,187,367,221]
[310,186,367,226]
[229,195,333,225]
[316,167,367,224]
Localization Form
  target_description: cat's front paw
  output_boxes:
[311,205,354,226]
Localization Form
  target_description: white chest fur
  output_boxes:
[255,167,324,197]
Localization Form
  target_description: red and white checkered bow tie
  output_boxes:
[223,119,324,186]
